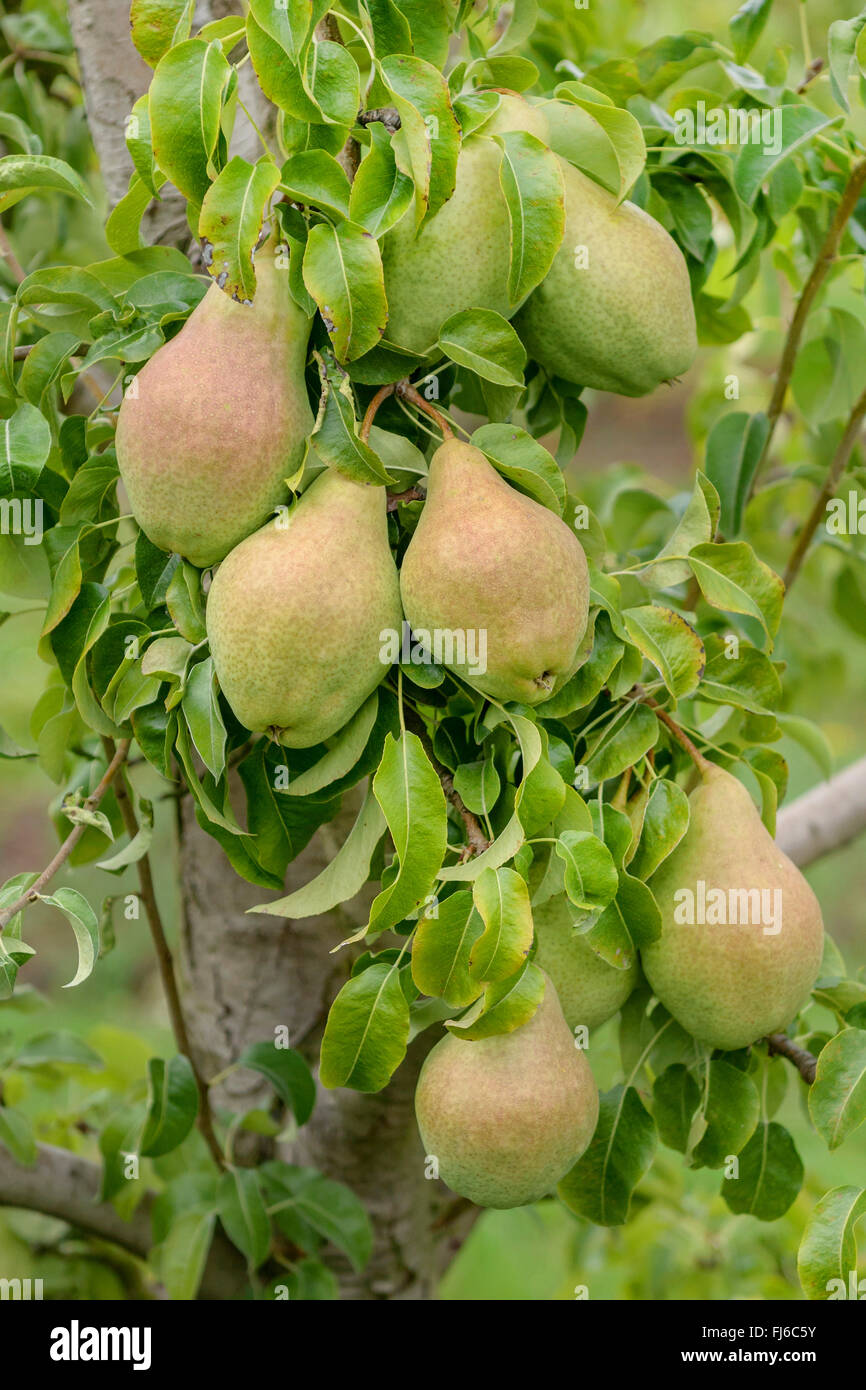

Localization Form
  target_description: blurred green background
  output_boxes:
[1,0,864,1299]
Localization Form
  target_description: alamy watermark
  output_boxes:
[0,497,43,545]
[673,101,782,156]
[672,879,782,935]
[380,620,487,677]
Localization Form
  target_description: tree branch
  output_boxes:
[102,738,224,1172]
[766,1033,818,1084]
[783,382,866,589]
[0,1142,245,1299]
[751,157,866,492]
[776,756,866,868]
[0,739,131,932]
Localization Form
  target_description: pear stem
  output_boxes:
[641,694,713,774]
[766,1033,818,1085]
[396,380,454,439]
[359,384,396,443]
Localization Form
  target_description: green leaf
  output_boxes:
[438,309,526,386]
[349,124,414,236]
[135,531,180,610]
[183,657,227,780]
[139,1055,199,1157]
[236,1041,315,1125]
[218,1167,271,1268]
[829,9,866,109]
[688,541,784,641]
[0,403,52,495]
[691,1059,761,1168]
[809,1028,866,1149]
[0,154,92,215]
[149,39,231,208]
[469,866,534,984]
[798,1185,866,1300]
[734,106,835,206]
[559,1084,656,1226]
[494,131,565,303]
[730,0,774,64]
[367,733,448,935]
[622,605,705,698]
[14,1031,103,1068]
[154,1208,215,1300]
[470,423,565,514]
[312,377,395,485]
[721,1121,803,1219]
[281,150,351,220]
[555,830,619,912]
[0,1107,36,1165]
[704,411,769,536]
[549,86,646,198]
[130,0,195,67]
[653,1063,700,1153]
[379,54,460,224]
[319,959,411,1092]
[166,561,206,643]
[303,221,387,362]
[39,887,99,988]
[261,1161,373,1273]
[252,785,386,920]
[452,757,501,817]
[198,156,281,301]
[628,778,690,881]
[447,958,545,1040]
[411,892,484,1008]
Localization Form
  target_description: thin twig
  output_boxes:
[0,740,131,932]
[360,383,396,442]
[386,485,425,512]
[766,1033,818,1085]
[102,737,225,1170]
[403,708,491,859]
[783,382,866,589]
[750,158,866,495]
[396,380,454,439]
[640,693,712,773]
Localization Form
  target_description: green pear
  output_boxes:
[381,95,546,355]
[206,470,402,748]
[641,765,824,1050]
[477,91,550,142]
[415,973,599,1208]
[534,893,640,1031]
[513,158,697,396]
[399,440,589,704]
[116,239,313,567]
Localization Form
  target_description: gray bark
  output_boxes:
[776,756,866,868]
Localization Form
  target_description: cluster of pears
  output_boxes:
[413,762,825,1212]
[116,235,594,743]
[382,93,697,395]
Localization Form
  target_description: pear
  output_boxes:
[381,96,546,355]
[415,973,599,1208]
[399,440,589,705]
[641,765,824,1050]
[534,893,640,1031]
[206,470,402,748]
[477,91,550,142]
[116,239,313,567]
[513,159,697,396]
